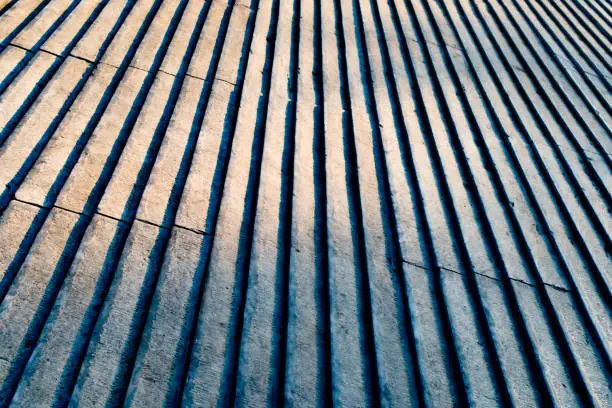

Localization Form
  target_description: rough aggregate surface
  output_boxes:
[0,0,610,406]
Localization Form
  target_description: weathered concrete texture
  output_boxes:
[0,0,610,406]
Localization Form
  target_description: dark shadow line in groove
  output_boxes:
[392,0,521,404]
[439,0,609,402]
[0,207,48,305]
[449,0,612,373]
[0,0,53,49]
[0,213,88,406]
[0,0,170,404]
[531,0,612,91]
[152,0,273,405]
[568,0,612,40]
[276,0,300,403]
[389,0,492,404]
[87,0,242,406]
[471,0,612,387]
[589,0,612,22]
[0,0,19,17]
[48,220,131,408]
[500,0,612,245]
[84,0,196,220]
[416,0,601,404]
[507,0,612,117]
[35,0,225,405]
[159,0,261,404]
[554,0,612,54]
[537,0,612,78]
[0,0,124,149]
[329,0,382,404]
[349,0,427,405]
[467,0,612,313]
[51,0,208,404]
[221,0,282,403]
[311,0,333,403]
[365,2,448,407]
[469,0,612,295]
[0,0,87,98]
[44,0,165,211]
[485,0,612,253]
[592,0,612,14]
[578,0,612,30]
[0,0,134,216]
[482,0,612,206]
[494,0,612,136]
[376,4,466,405]
[0,0,139,304]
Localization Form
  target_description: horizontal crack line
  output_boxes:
[402,259,572,293]
[11,201,570,293]
[11,198,210,237]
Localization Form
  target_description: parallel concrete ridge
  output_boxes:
[0,0,610,406]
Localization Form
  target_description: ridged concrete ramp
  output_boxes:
[0,0,610,406]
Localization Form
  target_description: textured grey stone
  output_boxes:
[0,0,609,406]
[96,71,174,221]
[15,61,116,206]
[0,208,79,399]
[0,57,88,192]
[69,220,161,408]
[11,214,119,408]
[0,49,53,131]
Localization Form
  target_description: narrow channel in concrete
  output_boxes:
[0,0,610,406]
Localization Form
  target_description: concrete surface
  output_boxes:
[0,0,610,406]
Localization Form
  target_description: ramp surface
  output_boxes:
[0,0,610,406]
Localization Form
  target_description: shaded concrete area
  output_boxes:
[0,0,610,406]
